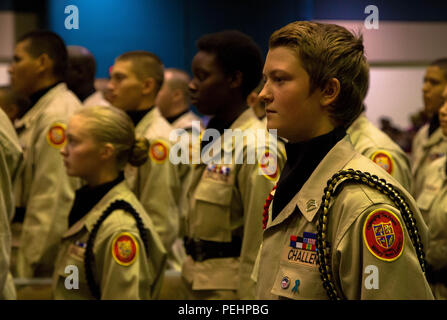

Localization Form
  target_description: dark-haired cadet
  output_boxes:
[412,59,447,200]
[255,21,433,299]
[9,30,82,278]
[176,30,285,300]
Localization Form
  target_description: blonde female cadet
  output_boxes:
[255,21,433,300]
[52,106,166,300]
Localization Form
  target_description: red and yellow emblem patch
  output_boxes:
[46,122,67,148]
[112,232,139,266]
[371,151,394,174]
[363,208,404,262]
[258,150,279,181]
[149,140,169,163]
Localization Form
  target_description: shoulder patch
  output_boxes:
[363,208,404,262]
[258,150,279,181]
[370,151,394,174]
[46,122,67,149]
[112,232,139,266]
[149,139,169,163]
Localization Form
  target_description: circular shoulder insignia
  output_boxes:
[149,139,169,164]
[371,151,394,174]
[363,208,404,262]
[46,122,67,149]
[258,150,279,181]
[112,232,139,266]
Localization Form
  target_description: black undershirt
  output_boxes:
[428,115,440,137]
[19,81,61,119]
[68,172,124,227]
[126,106,154,126]
[272,127,346,221]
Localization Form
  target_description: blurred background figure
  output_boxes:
[415,85,447,298]
[0,107,23,299]
[107,51,182,256]
[156,68,202,131]
[246,80,266,121]
[8,30,82,280]
[0,87,30,123]
[66,45,110,107]
[411,58,447,198]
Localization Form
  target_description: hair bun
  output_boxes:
[128,137,149,167]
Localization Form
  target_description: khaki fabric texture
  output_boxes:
[52,181,167,299]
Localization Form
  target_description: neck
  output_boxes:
[85,169,119,188]
[74,83,96,102]
[30,76,60,97]
[136,96,155,111]
[212,100,247,124]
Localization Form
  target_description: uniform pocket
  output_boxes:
[192,181,233,241]
[270,246,328,299]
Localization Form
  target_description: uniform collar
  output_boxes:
[424,127,446,149]
[14,83,67,130]
[62,181,132,238]
[126,106,154,126]
[266,136,356,228]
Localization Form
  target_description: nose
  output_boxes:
[60,144,68,157]
[188,78,198,92]
[106,79,114,91]
[259,82,272,105]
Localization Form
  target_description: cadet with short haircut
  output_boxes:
[255,21,432,300]
[9,30,82,277]
[176,30,285,300]
[107,51,182,253]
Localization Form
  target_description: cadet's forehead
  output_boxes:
[264,46,302,72]
[425,65,446,81]
[192,51,219,69]
[111,59,135,75]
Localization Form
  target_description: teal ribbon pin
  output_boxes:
[292,279,300,293]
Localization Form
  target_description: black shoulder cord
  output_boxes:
[316,169,426,300]
[84,199,150,300]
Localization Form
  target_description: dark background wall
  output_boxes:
[4,0,447,77]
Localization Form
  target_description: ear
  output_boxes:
[141,77,156,96]
[100,142,116,161]
[36,53,53,74]
[229,70,243,90]
[171,88,183,103]
[320,78,340,107]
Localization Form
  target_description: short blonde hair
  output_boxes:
[74,106,149,168]
[269,21,369,126]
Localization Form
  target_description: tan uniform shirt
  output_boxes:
[347,114,412,191]
[0,109,23,299]
[416,156,447,298]
[256,137,433,300]
[52,181,167,299]
[14,83,82,277]
[124,107,181,252]
[83,91,110,107]
[182,109,286,299]
[412,125,447,198]
[171,111,202,131]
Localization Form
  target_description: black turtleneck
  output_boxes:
[201,107,248,151]
[429,115,440,137]
[68,172,124,227]
[19,81,61,119]
[126,106,154,126]
[272,126,346,220]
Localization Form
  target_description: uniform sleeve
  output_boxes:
[17,121,79,277]
[236,146,286,299]
[336,203,434,299]
[0,148,12,293]
[134,139,181,253]
[426,192,447,269]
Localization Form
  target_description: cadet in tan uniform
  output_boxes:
[416,88,447,299]
[412,59,447,199]
[107,51,181,253]
[347,111,412,191]
[0,108,23,299]
[155,67,203,271]
[173,30,285,300]
[8,31,82,277]
[255,21,433,300]
[53,106,166,299]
